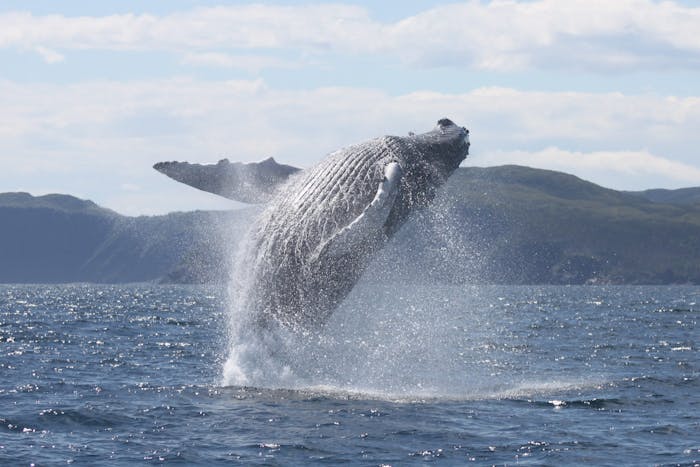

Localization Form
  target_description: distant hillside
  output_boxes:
[384,166,700,285]
[628,187,700,206]
[0,193,254,283]
[2,166,700,285]
[0,192,116,215]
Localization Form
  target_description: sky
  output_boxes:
[1,0,700,215]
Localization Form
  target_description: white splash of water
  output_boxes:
[222,263,539,399]
[222,277,607,401]
[221,196,498,397]
[219,185,601,400]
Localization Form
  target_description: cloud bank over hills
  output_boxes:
[0,1,698,215]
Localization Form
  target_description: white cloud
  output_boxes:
[1,1,700,72]
[0,79,700,161]
[33,45,64,63]
[405,0,700,71]
[2,79,699,166]
[1,78,700,213]
[181,52,299,72]
[474,147,700,189]
[0,5,370,50]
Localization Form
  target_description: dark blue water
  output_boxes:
[1,284,698,465]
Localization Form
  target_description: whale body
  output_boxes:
[155,119,469,327]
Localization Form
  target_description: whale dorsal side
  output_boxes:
[314,162,403,259]
[153,157,301,204]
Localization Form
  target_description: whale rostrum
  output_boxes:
[154,118,470,327]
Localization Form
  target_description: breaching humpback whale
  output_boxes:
[155,119,469,327]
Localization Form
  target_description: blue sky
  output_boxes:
[1,0,700,215]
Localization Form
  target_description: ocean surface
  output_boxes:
[0,283,698,465]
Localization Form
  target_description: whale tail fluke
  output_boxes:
[153,157,301,204]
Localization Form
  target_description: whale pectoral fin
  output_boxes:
[153,157,302,204]
[317,162,403,259]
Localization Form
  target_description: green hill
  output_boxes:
[628,186,700,205]
[393,165,700,284]
[0,193,253,283]
[2,166,700,285]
